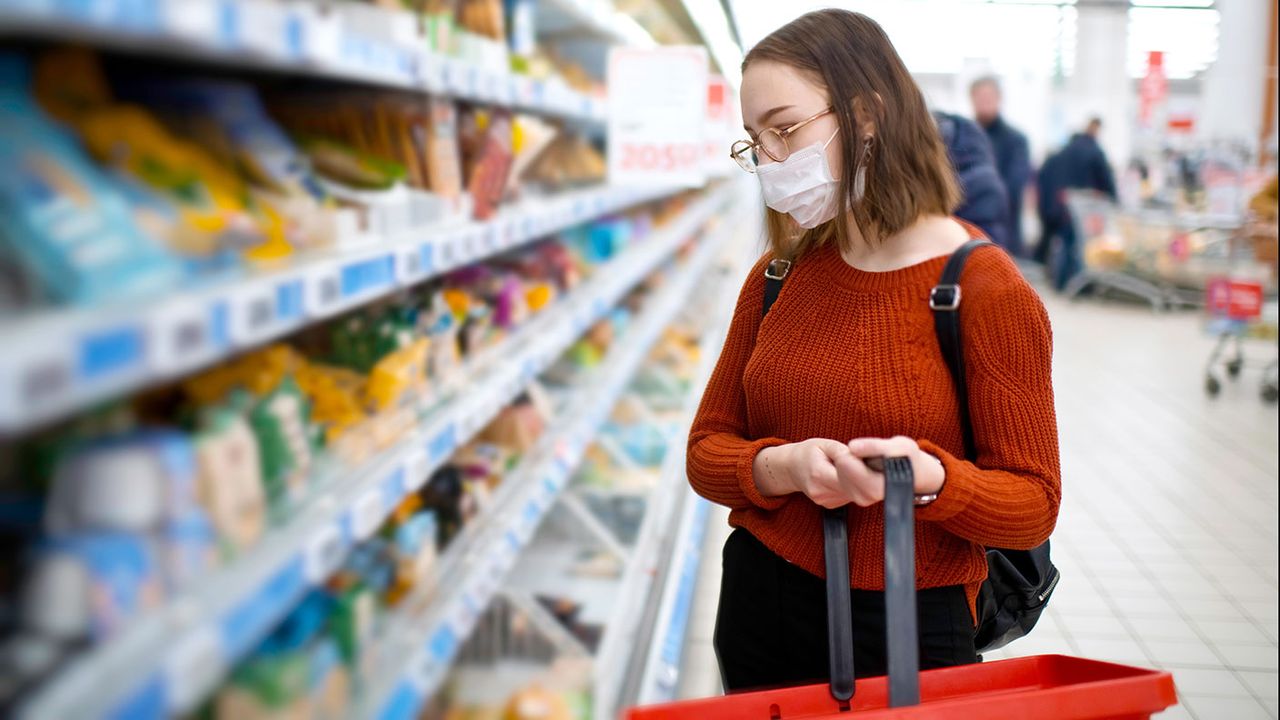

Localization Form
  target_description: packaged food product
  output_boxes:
[0,54,183,304]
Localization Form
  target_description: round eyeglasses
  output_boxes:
[730,107,833,173]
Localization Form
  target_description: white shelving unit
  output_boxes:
[13,185,735,720]
[2,1,752,716]
[507,201,747,719]
[0,183,680,433]
[357,195,735,720]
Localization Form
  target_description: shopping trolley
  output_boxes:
[1197,216,1278,402]
[624,459,1178,720]
[1064,190,1174,310]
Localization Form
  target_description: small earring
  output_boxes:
[853,135,874,201]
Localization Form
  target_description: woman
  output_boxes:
[687,9,1061,692]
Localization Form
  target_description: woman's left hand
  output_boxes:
[846,436,946,496]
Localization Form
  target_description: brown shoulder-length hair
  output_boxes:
[743,9,960,260]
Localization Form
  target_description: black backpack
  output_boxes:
[760,240,1059,653]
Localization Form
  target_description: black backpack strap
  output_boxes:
[762,258,791,318]
[929,240,989,460]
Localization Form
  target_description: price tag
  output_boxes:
[428,624,458,664]
[304,523,346,582]
[11,345,71,419]
[420,52,447,93]
[300,6,340,65]
[350,488,386,540]
[163,627,226,713]
[339,253,397,301]
[214,0,240,48]
[164,0,222,43]
[239,0,289,57]
[427,422,458,464]
[436,236,457,271]
[452,599,478,637]
[402,447,431,492]
[608,47,709,186]
[444,59,469,95]
[228,282,278,345]
[463,230,482,262]
[303,262,342,319]
[396,243,427,285]
[149,298,212,375]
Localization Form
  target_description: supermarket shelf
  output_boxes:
[537,0,656,48]
[0,0,609,122]
[0,183,681,435]
[360,205,730,720]
[588,219,740,718]
[633,489,711,705]
[621,205,751,709]
[13,184,733,720]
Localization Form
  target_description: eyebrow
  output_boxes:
[744,104,795,133]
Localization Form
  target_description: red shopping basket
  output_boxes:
[625,458,1177,720]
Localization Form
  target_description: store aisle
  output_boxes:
[676,289,1280,720]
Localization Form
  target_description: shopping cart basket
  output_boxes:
[625,459,1178,720]
[1203,275,1279,402]
[1065,190,1187,310]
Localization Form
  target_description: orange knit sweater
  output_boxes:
[687,239,1061,616]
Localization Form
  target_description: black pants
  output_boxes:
[713,528,978,692]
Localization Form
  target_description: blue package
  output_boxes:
[42,531,163,640]
[161,511,217,590]
[0,54,183,305]
[257,590,335,656]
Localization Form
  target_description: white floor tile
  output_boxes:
[1215,644,1280,671]
[1129,616,1204,642]
[1057,612,1131,638]
[1170,667,1253,697]
[1238,671,1280,700]
[1182,694,1272,720]
[1152,703,1195,720]
[1144,639,1223,668]
[1176,597,1251,622]
[1194,618,1275,646]
[1072,636,1153,665]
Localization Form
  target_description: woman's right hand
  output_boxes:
[753,439,881,508]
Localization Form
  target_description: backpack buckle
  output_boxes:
[765,258,792,280]
[929,284,962,310]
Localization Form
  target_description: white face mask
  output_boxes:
[756,130,841,229]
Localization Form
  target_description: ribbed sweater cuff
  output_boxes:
[738,437,792,510]
[913,439,975,523]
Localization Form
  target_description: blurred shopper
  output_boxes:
[971,76,1031,257]
[698,9,1060,692]
[1037,118,1117,290]
[933,110,1012,251]
[1034,148,1067,268]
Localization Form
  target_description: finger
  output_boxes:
[815,438,854,459]
[830,451,865,482]
[847,437,888,457]
[849,436,916,459]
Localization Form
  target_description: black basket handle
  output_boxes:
[823,455,920,708]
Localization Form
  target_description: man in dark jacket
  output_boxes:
[971,77,1031,257]
[1059,117,1117,201]
[933,110,1011,250]
[1036,118,1118,290]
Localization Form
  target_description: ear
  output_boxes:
[850,95,883,140]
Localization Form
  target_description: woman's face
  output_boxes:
[740,60,843,179]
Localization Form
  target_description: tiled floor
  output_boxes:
[676,285,1280,719]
